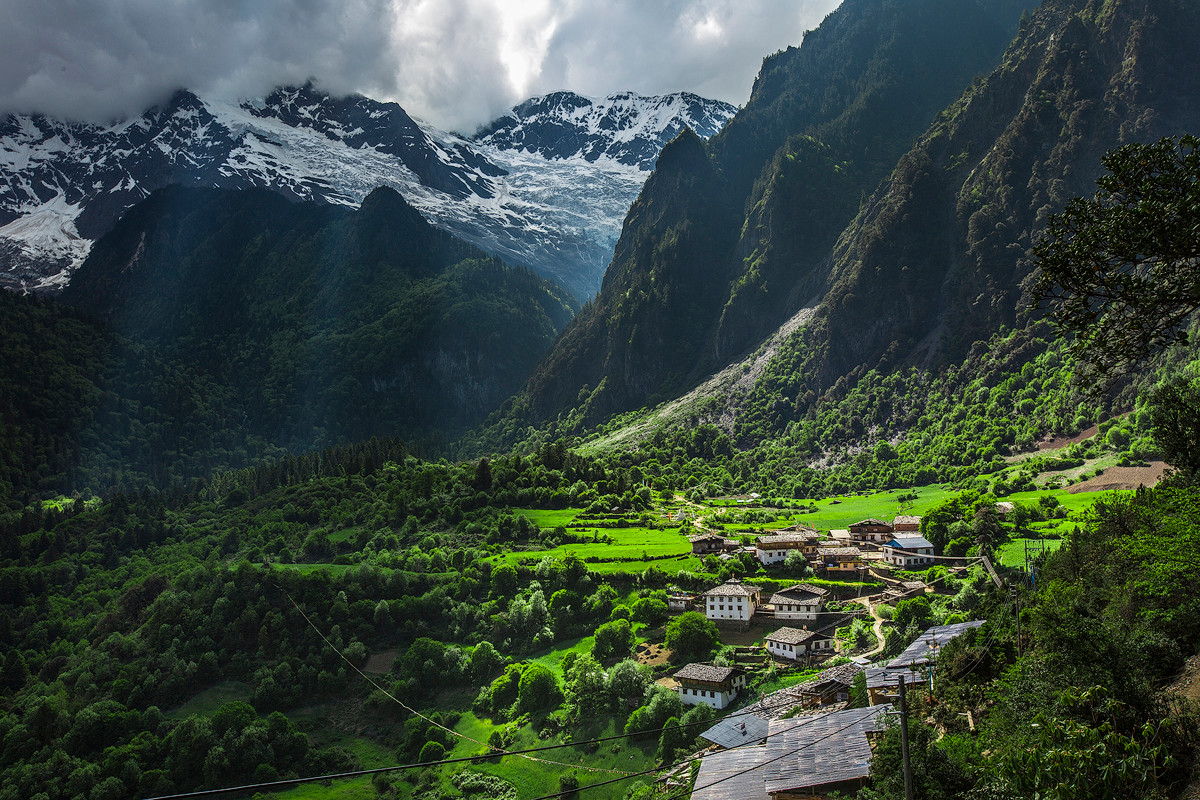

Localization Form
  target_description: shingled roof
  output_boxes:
[701,579,762,598]
[887,620,986,669]
[755,532,817,547]
[692,745,771,800]
[763,705,893,794]
[700,714,770,749]
[766,627,825,645]
[817,546,862,558]
[791,661,865,696]
[674,663,739,684]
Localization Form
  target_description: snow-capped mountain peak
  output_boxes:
[474,90,735,168]
[0,85,736,298]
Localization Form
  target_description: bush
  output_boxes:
[418,740,445,763]
[664,612,720,662]
[517,664,563,713]
[593,619,635,660]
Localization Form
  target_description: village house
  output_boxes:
[762,705,893,797]
[754,531,816,564]
[815,546,866,578]
[689,533,737,555]
[863,664,915,705]
[768,583,828,621]
[699,714,770,751]
[667,592,695,613]
[892,514,922,532]
[887,620,986,670]
[801,537,841,558]
[674,663,747,709]
[880,534,936,568]
[765,626,835,662]
[702,578,762,624]
[884,580,930,603]
[848,518,894,544]
[789,661,864,708]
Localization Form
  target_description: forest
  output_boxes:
[2,0,1200,797]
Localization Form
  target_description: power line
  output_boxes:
[554,696,900,800]
[276,585,636,776]
[141,663,856,800]
[225,573,989,800]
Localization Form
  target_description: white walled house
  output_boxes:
[702,579,761,623]
[765,627,836,661]
[754,531,818,565]
[674,664,747,709]
[881,535,935,567]
[768,583,829,621]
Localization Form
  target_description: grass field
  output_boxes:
[514,509,586,528]
[996,537,1065,568]
[165,681,252,719]
[444,711,655,799]
[489,522,694,569]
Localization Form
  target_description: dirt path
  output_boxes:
[1170,653,1200,799]
[854,597,888,658]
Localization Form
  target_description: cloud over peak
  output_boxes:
[0,0,839,131]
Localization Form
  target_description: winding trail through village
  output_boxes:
[854,597,888,658]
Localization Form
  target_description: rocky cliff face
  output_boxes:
[513,0,1030,429]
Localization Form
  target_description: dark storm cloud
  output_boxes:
[0,0,840,131]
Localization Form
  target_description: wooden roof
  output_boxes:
[691,746,771,800]
[755,532,817,547]
[700,714,770,749]
[768,583,828,606]
[766,626,822,645]
[763,705,893,793]
[792,661,864,695]
[886,620,986,669]
[817,546,862,558]
[702,579,762,598]
[675,663,740,684]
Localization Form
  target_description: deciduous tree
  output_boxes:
[1034,135,1200,384]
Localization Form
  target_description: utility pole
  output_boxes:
[898,675,914,800]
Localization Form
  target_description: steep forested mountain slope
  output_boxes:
[736,0,1200,438]
[481,0,1200,472]
[0,186,576,508]
[512,0,1030,427]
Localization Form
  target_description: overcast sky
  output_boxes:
[0,0,841,133]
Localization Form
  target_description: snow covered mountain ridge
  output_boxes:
[0,85,736,298]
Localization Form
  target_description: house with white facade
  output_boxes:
[701,579,761,623]
[768,583,828,621]
[881,535,935,567]
[754,531,817,565]
[674,663,747,709]
[765,626,836,661]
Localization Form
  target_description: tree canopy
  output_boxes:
[1034,134,1200,384]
